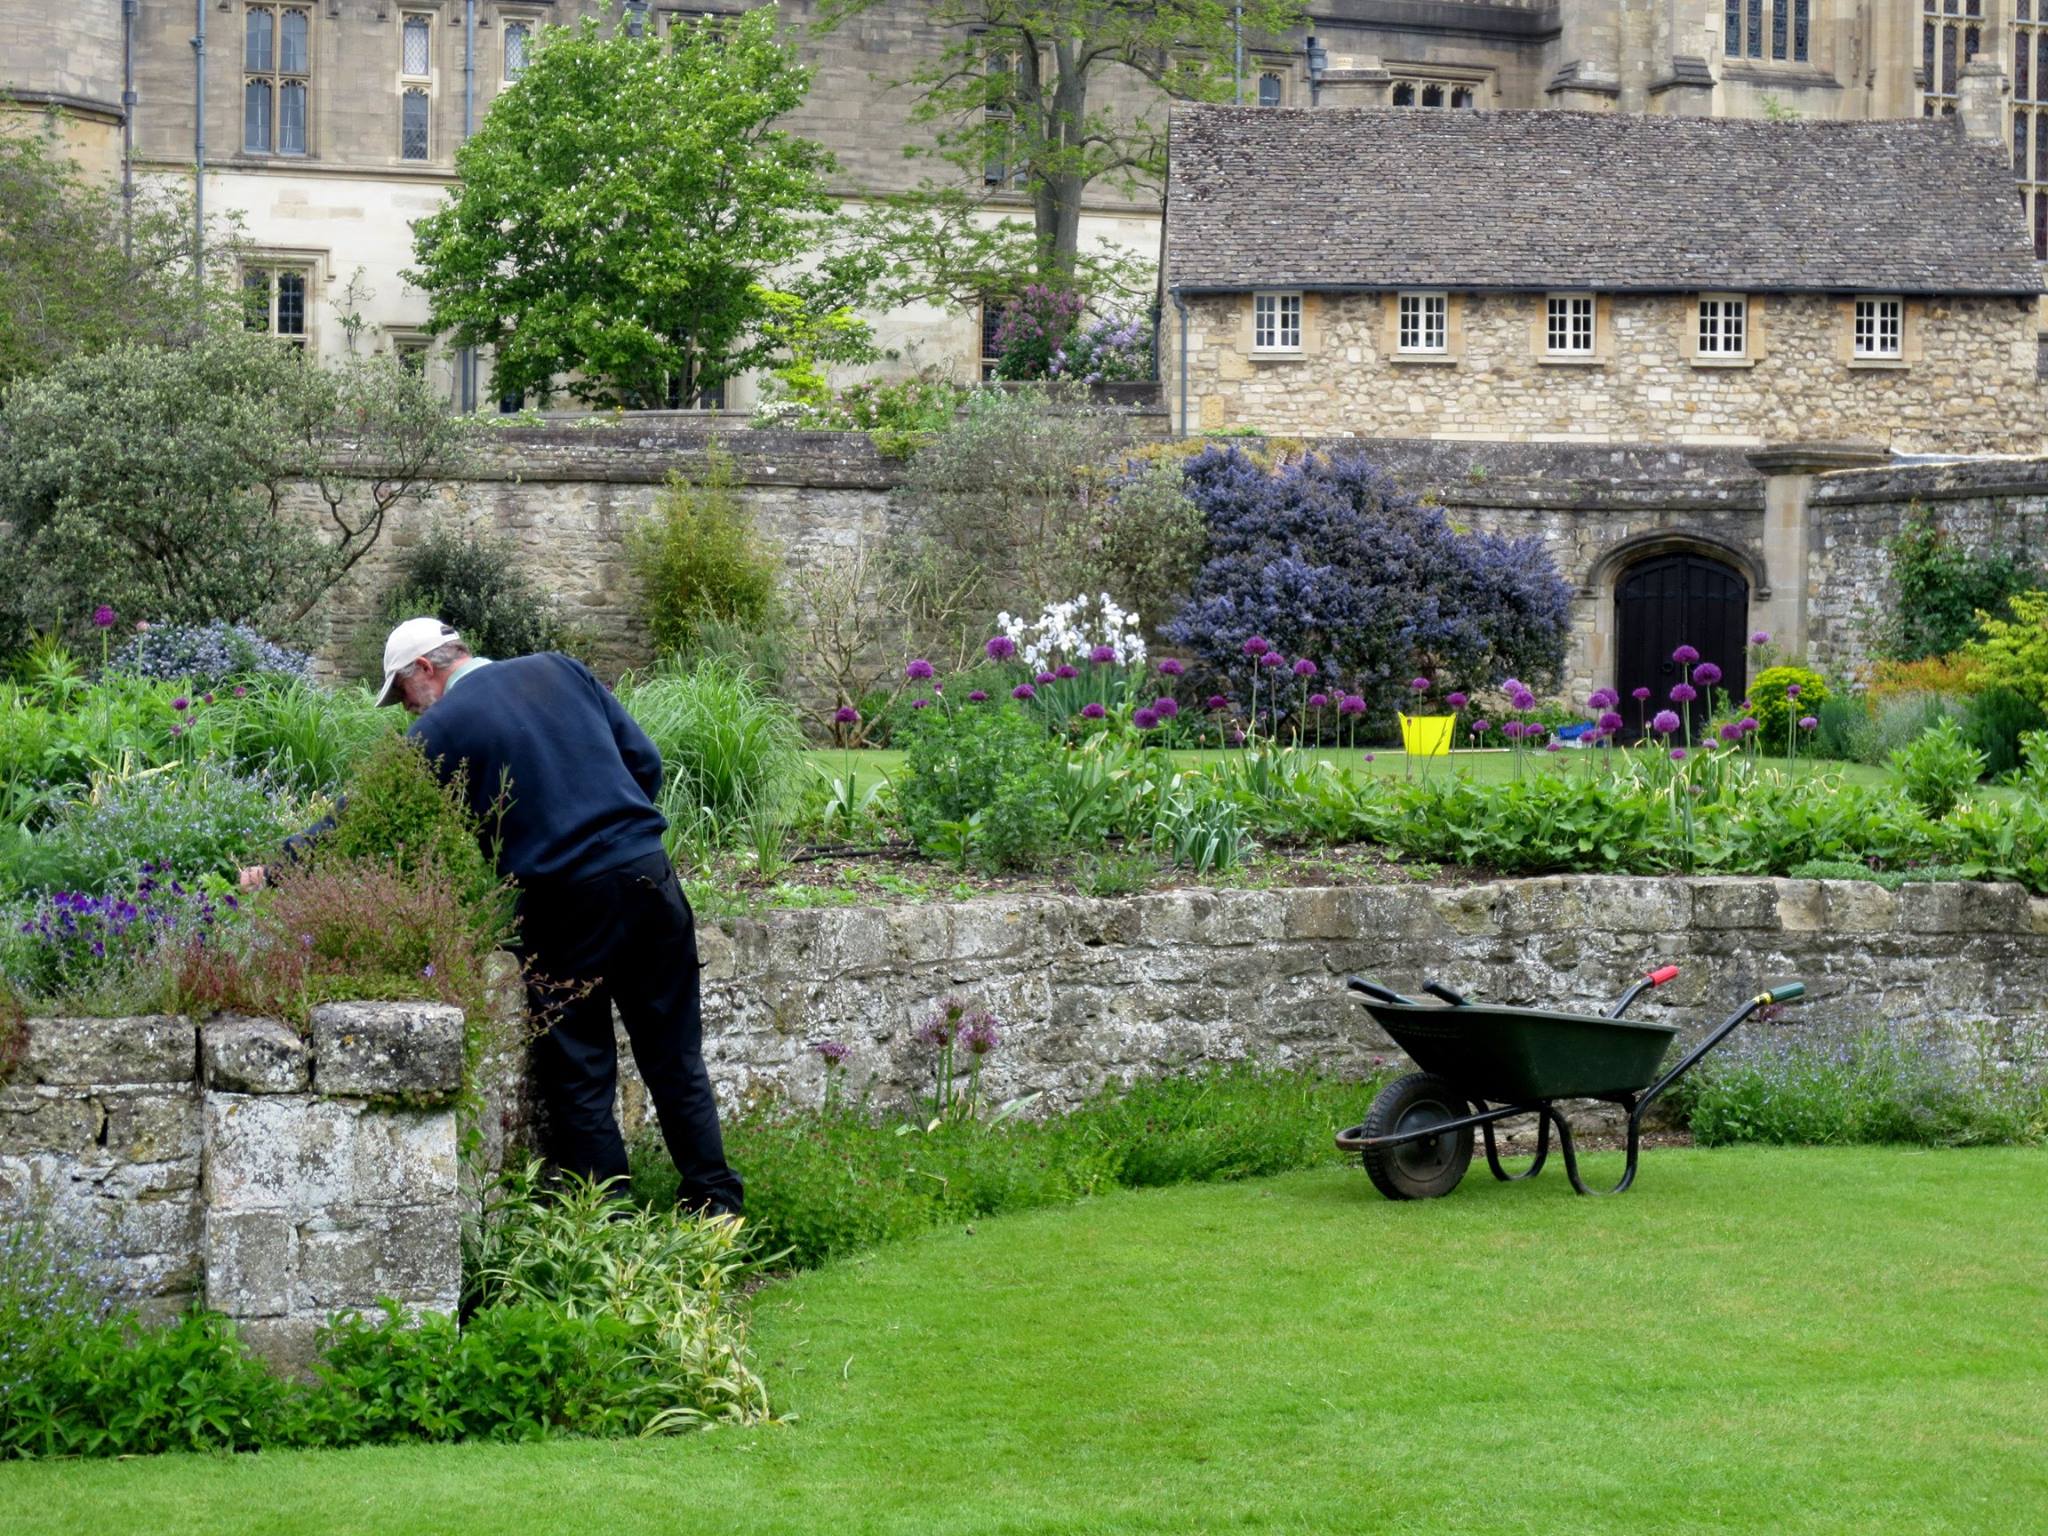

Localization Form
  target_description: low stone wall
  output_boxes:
[1,1002,465,1369]
[569,876,2048,1144]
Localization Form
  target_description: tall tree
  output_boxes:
[0,126,245,387]
[818,0,1304,303]
[408,6,874,408]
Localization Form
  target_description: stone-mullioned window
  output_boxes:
[243,5,311,156]
[2018,0,2048,256]
[243,265,311,349]
[1253,292,1302,352]
[504,21,532,80]
[400,13,432,162]
[1725,0,1808,60]
[1390,80,1477,108]
[1921,0,1983,117]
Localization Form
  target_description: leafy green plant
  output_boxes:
[896,698,1068,870]
[1961,589,2048,711]
[1878,503,2043,662]
[615,659,805,858]
[1962,685,2046,779]
[1865,690,1967,766]
[1748,665,1830,752]
[1809,693,1876,764]
[628,454,784,658]
[375,520,580,668]
[1074,848,1161,898]
[1889,715,1985,819]
[323,733,507,931]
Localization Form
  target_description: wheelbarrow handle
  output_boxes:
[1635,980,1809,1116]
[1606,963,1680,1019]
[1346,976,1420,1006]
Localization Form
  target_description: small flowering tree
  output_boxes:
[1049,313,1153,384]
[992,286,1085,380]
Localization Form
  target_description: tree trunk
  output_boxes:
[1036,45,1089,288]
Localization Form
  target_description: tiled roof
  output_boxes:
[1166,107,2044,296]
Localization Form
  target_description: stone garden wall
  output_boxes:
[9,876,2046,1367]
[1,1002,465,1370]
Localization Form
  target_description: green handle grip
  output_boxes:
[1767,982,1806,1005]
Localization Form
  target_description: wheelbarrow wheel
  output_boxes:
[1360,1072,1473,1201]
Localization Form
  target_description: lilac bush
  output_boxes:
[1163,446,1571,725]
[992,287,1085,381]
[1049,313,1153,384]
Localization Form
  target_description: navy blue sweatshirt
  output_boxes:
[407,653,669,885]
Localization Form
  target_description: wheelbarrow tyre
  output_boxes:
[1360,1072,1474,1201]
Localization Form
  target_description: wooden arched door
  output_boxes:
[1613,552,1749,740]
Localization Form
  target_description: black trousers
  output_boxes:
[517,848,744,1216]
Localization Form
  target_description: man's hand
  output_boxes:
[238,865,268,892]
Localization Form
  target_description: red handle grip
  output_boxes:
[1647,965,1680,987]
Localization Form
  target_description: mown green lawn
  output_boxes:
[7,1148,2043,1535]
[802,746,1901,791]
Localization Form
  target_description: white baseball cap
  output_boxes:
[374,617,462,707]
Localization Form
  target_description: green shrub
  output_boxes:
[324,733,504,917]
[1865,691,1967,765]
[1879,503,2043,662]
[1748,665,1830,751]
[1809,693,1876,764]
[1962,684,2048,778]
[628,453,783,657]
[614,659,805,859]
[896,697,1069,871]
[375,520,579,669]
[1889,714,1985,819]
[1962,589,2048,710]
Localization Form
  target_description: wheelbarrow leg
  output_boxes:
[1550,1095,1644,1197]
[1480,1102,1552,1183]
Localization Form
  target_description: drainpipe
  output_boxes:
[460,0,477,412]
[191,0,206,316]
[122,0,137,260]
[1172,289,1190,440]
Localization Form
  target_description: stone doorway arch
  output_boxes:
[1612,550,1750,739]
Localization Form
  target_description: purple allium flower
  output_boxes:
[171,696,190,712]
[1598,711,1625,734]
[1339,695,1367,716]
[1242,635,1270,657]
[1081,701,1107,719]
[1673,644,1700,666]
[1502,678,1523,694]
[1719,723,1744,744]
[1036,670,1058,685]
[1012,684,1037,701]
[1740,716,1760,733]
[1632,687,1652,702]
[203,693,215,706]
[1692,663,1723,688]
[1471,719,1491,735]
[1410,677,1431,692]
[1799,715,1819,730]
[1751,631,1771,646]
[1546,741,1562,753]
[816,1039,850,1066]
[1652,710,1682,735]
[967,690,989,703]
[917,998,968,1048]
[233,686,248,697]
[1089,645,1117,665]
[911,698,930,710]
[834,705,860,725]
[1670,683,1697,704]
[1446,692,1469,710]
[169,723,183,738]
[92,605,116,629]
[1587,689,1615,710]
[1670,748,1688,762]
[905,658,935,681]
[421,963,437,980]
[985,635,1018,662]
[1502,721,1524,740]
[1260,652,1285,670]
[1206,695,1230,712]
[1133,707,1161,729]
[1158,657,1186,677]
[1308,692,1329,709]
[1293,658,1318,678]
[1153,696,1180,718]
[1056,663,1080,680]
[1229,729,1246,746]
[1509,689,1537,712]
[960,1012,1001,1055]
[1786,683,1803,699]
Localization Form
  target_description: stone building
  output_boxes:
[3,0,2045,406]
[1161,104,2046,452]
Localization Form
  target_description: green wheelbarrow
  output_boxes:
[1335,968,1807,1199]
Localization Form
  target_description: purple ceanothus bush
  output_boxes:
[1163,447,1571,723]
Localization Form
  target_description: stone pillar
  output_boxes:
[200,1004,465,1371]
[1746,443,1889,662]
[1959,58,2009,145]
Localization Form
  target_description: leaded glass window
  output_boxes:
[401,88,430,161]
[1922,0,1981,116]
[243,267,310,349]
[505,22,532,80]
[243,6,310,155]
[402,15,432,78]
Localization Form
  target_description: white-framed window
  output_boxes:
[243,5,311,155]
[242,265,312,349]
[1397,292,1448,354]
[503,19,533,80]
[1257,71,1283,106]
[1252,292,1303,352]
[1546,293,1596,355]
[1697,294,1748,357]
[1853,297,1903,359]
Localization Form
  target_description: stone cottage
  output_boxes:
[1162,105,2047,454]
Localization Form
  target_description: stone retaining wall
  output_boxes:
[0,1002,466,1370]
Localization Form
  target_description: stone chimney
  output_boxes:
[1958,58,2009,144]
